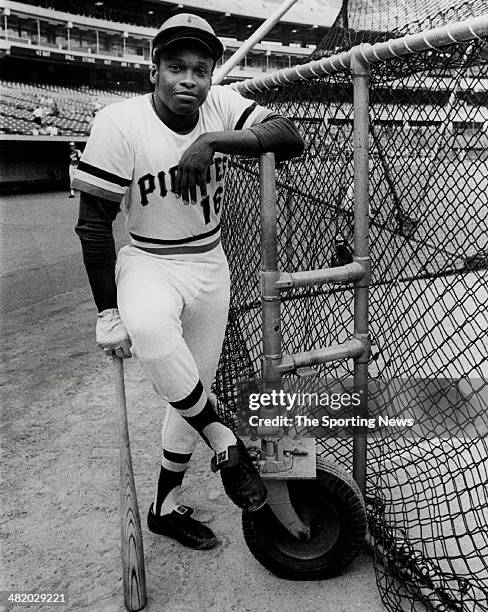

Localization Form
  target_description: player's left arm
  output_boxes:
[175,88,303,203]
[208,114,303,158]
[176,115,303,202]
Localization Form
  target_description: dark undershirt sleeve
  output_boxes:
[75,191,120,312]
[247,115,304,161]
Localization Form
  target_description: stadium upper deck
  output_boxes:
[0,0,486,138]
[0,0,337,85]
[19,0,340,29]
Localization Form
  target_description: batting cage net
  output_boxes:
[214,3,488,611]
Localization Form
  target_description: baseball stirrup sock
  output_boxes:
[154,449,191,516]
[169,380,237,454]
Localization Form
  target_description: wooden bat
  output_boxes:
[113,356,147,611]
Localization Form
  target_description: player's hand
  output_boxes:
[175,134,215,205]
[96,308,132,359]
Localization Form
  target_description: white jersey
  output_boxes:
[73,86,272,254]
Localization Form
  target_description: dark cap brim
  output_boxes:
[152,27,224,62]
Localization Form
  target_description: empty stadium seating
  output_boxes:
[0,80,138,135]
[1,80,486,155]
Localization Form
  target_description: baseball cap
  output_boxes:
[152,13,224,63]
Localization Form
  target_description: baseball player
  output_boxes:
[68,142,81,198]
[74,13,304,550]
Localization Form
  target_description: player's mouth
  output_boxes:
[174,92,199,101]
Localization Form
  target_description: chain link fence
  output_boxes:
[214,7,488,612]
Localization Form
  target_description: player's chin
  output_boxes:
[172,96,202,114]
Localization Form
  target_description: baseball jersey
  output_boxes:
[73,86,272,254]
[70,149,81,166]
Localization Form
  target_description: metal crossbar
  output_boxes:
[231,14,488,94]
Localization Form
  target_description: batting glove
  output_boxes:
[96,308,132,359]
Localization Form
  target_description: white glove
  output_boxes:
[96,308,132,359]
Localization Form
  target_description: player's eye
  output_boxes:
[169,64,182,72]
[196,68,208,76]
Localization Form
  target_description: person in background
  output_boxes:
[86,109,98,135]
[32,105,44,127]
[46,124,59,136]
[68,141,82,198]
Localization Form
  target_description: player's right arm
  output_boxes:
[75,192,131,358]
[73,108,133,357]
[75,192,119,313]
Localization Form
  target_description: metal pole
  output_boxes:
[231,14,488,95]
[260,152,281,391]
[430,44,473,158]
[213,0,299,84]
[351,51,371,496]
[260,153,282,439]
[96,30,100,55]
[412,43,475,227]
[37,19,40,46]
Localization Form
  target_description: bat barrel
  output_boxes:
[114,356,148,611]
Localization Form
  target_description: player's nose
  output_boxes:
[179,70,197,88]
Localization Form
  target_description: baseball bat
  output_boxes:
[113,355,147,611]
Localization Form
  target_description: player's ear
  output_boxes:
[149,64,158,85]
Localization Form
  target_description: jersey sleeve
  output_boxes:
[72,110,133,203]
[217,85,274,132]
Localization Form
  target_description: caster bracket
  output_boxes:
[242,436,316,479]
[265,479,311,540]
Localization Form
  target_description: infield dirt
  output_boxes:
[0,191,384,611]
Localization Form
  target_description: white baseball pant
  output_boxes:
[115,242,230,456]
[69,165,75,188]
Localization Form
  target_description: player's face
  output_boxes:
[152,43,213,119]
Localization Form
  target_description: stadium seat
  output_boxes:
[0,80,136,135]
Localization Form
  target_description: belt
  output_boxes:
[132,236,221,256]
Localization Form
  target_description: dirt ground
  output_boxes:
[0,192,385,611]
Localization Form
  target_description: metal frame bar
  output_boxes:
[260,152,282,393]
[231,14,488,94]
[253,13,487,498]
[351,51,371,495]
[213,0,299,85]
[277,339,365,374]
[257,54,373,494]
[259,152,311,539]
[240,14,488,497]
[275,262,365,289]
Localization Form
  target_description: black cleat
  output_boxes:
[211,438,267,512]
[147,504,218,550]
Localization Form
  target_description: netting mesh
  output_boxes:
[311,0,488,56]
[214,4,488,612]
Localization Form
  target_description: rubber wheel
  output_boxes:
[242,457,367,580]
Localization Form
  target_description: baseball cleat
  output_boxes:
[211,438,267,512]
[147,504,219,550]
